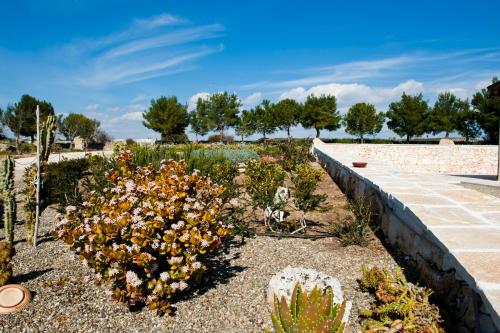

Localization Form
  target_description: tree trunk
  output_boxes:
[360,135,364,144]
[220,127,224,143]
[445,131,449,138]
[406,134,410,144]
[287,127,291,139]
[15,134,20,154]
[315,128,320,138]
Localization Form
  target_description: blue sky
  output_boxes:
[1,0,499,140]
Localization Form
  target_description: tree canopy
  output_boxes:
[273,98,302,138]
[2,94,54,142]
[386,93,430,143]
[59,113,100,147]
[143,96,189,143]
[252,99,277,140]
[301,94,341,138]
[235,109,255,141]
[198,92,241,140]
[455,99,481,143]
[428,92,461,137]
[343,103,384,143]
[472,77,500,143]
[189,100,210,141]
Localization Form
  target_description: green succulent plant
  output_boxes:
[1,156,16,244]
[359,266,444,333]
[266,282,347,333]
[0,241,15,286]
[23,114,57,246]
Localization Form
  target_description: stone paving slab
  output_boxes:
[313,141,500,329]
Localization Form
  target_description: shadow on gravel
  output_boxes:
[173,237,247,304]
[13,231,53,246]
[13,268,53,284]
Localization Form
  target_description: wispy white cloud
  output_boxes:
[117,112,143,121]
[131,94,148,103]
[79,45,223,87]
[62,12,190,56]
[103,24,224,59]
[134,13,189,29]
[243,48,500,92]
[243,55,415,90]
[54,13,224,87]
[83,103,100,111]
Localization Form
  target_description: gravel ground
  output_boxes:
[0,207,398,333]
[0,158,399,333]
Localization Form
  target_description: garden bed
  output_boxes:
[0,158,400,332]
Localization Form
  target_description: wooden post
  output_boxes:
[33,105,41,246]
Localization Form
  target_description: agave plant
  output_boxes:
[266,282,347,333]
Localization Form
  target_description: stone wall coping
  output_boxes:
[313,141,500,329]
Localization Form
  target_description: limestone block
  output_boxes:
[267,266,344,309]
[73,136,85,150]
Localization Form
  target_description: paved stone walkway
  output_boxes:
[314,141,500,329]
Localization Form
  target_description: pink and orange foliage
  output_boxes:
[55,151,232,314]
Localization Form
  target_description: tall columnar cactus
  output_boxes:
[23,115,57,246]
[265,282,347,333]
[0,241,15,286]
[40,115,57,162]
[1,156,16,244]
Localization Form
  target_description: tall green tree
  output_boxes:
[59,113,100,148]
[2,95,55,151]
[235,109,256,142]
[301,94,341,138]
[472,77,500,143]
[386,93,430,143]
[274,98,302,138]
[428,92,461,137]
[253,99,277,140]
[143,96,189,143]
[343,103,385,143]
[455,99,481,143]
[199,92,241,141]
[189,100,209,142]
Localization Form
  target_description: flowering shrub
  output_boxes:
[278,140,313,171]
[244,160,285,211]
[55,151,232,314]
[291,163,326,211]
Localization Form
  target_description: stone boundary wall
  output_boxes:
[333,144,498,175]
[313,144,499,333]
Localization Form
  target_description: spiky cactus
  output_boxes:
[265,282,347,333]
[23,115,57,246]
[1,156,16,244]
[0,241,15,286]
[40,115,57,162]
